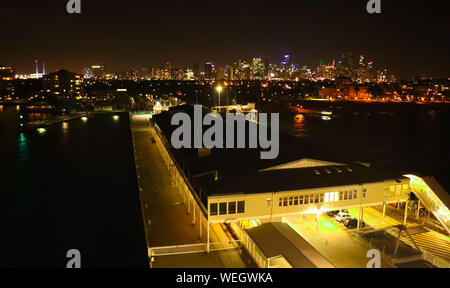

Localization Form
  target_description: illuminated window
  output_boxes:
[339,191,343,200]
[319,193,324,203]
[315,194,319,203]
[228,202,236,214]
[210,203,218,216]
[304,195,309,204]
[289,197,293,206]
[324,192,329,203]
[237,201,245,213]
[278,197,282,207]
[219,203,227,215]
[299,195,304,204]
[353,190,358,199]
[344,191,348,200]
[294,196,298,205]
[283,197,288,207]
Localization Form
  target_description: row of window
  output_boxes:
[210,201,245,216]
[384,184,408,197]
[278,189,367,207]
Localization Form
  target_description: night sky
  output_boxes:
[0,0,449,79]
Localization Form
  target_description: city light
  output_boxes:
[36,128,46,134]
[81,116,88,122]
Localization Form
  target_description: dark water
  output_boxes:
[278,102,450,192]
[0,107,148,267]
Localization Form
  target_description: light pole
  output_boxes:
[216,85,222,110]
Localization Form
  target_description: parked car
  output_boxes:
[344,218,365,229]
[336,212,352,222]
[327,209,348,217]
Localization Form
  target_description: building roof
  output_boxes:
[246,222,334,268]
[213,163,404,196]
[152,104,406,198]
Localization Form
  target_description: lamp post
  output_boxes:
[216,85,222,110]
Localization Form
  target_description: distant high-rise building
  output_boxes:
[263,56,270,78]
[204,62,215,80]
[91,63,105,80]
[0,65,15,97]
[44,69,83,97]
[252,57,264,79]
[281,53,292,78]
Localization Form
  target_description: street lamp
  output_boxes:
[216,85,222,108]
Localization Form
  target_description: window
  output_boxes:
[228,202,236,214]
[266,199,272,209]
[304,195,309,204]
[237,201,245,213]
[396,185,402,195]
[344,191,348,200]
[283,197,288,207]
[325,192,329,203]
[210,203,218,216]
[219,203,227,215]
[313,169,320,175]
[294,196,298,205]
[389,185,395,195]
[278,197,282,207]
[339,191,343,200]
[319,193,324,203]
[362,188,367,198]
[311,194,315,204]
[353,190,358,199]
[299,195,304,205]
[315,194,319,203]
[289,197,293,206]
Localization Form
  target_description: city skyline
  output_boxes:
[0,0,449,78]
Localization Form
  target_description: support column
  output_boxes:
[403,200,408,225]
[394,228,402,256]
[358,206,363,230]
[199,209,202,240]
[316,212,320,232]
[193,201,196,224]
[206,221,210,253]
[187,195,191,214]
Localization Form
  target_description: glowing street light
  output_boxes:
[216,85,223,108]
